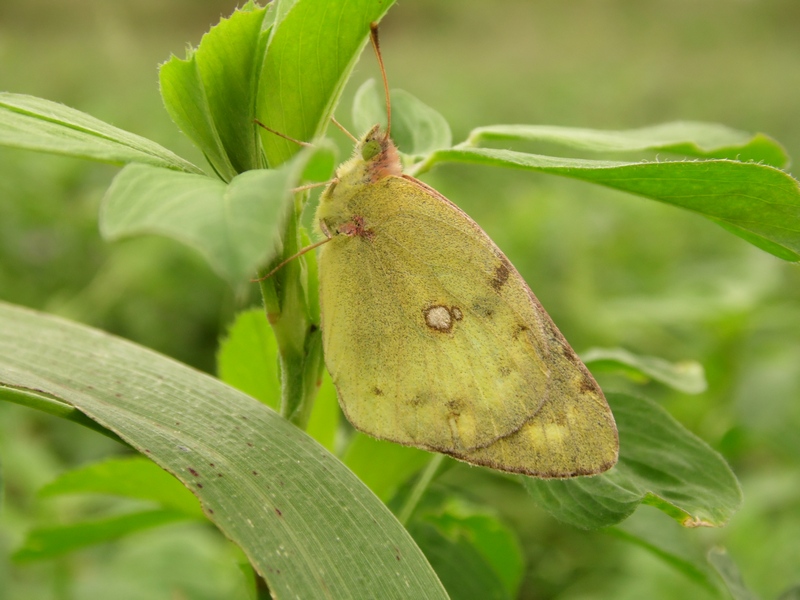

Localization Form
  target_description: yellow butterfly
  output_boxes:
[311,27,617,478]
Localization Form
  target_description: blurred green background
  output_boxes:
[1,0,799,598]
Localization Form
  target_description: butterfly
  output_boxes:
[310,27,617,478]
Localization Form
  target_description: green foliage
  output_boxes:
[582,347,707,394]
[524,393,741,529]
[100,146,335,286]
[0,93,201,173]
[0,301,448,599]
[1,0,799,598]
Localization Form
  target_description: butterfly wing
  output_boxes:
[318,175,617,476]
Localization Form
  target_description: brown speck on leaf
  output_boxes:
[114,393,122,398]
[209,463,215,467]
[275,508,283,517]
[208,509,214,514]
[218,473,223,477]
[252,470,259,476]
[188,468,199,477]
[246,442,253,447]
[197,483,204,488]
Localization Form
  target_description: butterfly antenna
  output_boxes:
[254,119,313,147]
[252,236,332,282]
[331,116,359,143]
[369,22,391,139]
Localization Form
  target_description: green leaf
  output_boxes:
[0,93,200,173]
[217,307,340,450]
[13,509,192,562]
[707,547,760,600]
[343,434,433,503]
[100,145,334,286]
[217,308,281,411]
[420,500,524,597]
[468,121,789,168]
[40,456,204,517]
[0,301,448,599]
[582,347,707,394]
[352,79,453,156]
[523,393,742,529]
[159,4,271,181]
[409,522,511,600]
[305,370,340,453]
[606,526,721,595]
[424,148,800,262]
[257,0,396,167]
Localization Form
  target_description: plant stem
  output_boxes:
[397,454,445,526]
[258,197,323,429]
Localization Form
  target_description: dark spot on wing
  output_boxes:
[579,376,597,394]
[472,298,495,319]
[499,366,512,377]
[373,387,384,396]
[512,324,530,339]
[446,398,464,416]
[491,263,510,292]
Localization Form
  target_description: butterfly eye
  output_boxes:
[361,140,381,161]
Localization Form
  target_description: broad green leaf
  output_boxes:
[0,93,200,173]
[467,122,789,168]
[217,308,281,411]
[606,526,721,595]
[409,523,511,600]
[582,347,707,394]
[13,509,193,562]
[0,302,448,600]
[422,148,800,262]
[352,80,453,156]
[343,434,432,503]
[257,0,396,167]
[421,500,524,597]
[523,393,742,529]
[160,4,271,181]
[40,456,204,517]
[305,370,340,453]
[100,145,335,286]
[217,307,339,450]
[707,547,760,600]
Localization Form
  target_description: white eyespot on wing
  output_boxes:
[424,305,453,332]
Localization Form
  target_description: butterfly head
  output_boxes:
[354,125,402,181]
